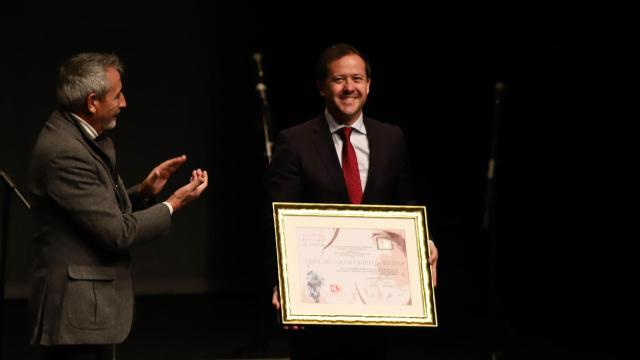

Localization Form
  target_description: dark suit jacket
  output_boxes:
[27,110,172,345]
[267,114,415,284]
[269,114,414,205]
[267,114,416,359]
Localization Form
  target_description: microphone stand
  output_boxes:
[1,170,31,355]
[483,82,509,360]
[483,82,503,230]
[251,53,277,358]
[253,53,275,164]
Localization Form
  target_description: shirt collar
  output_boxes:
[325,109,367,135]
[70,113,99,140]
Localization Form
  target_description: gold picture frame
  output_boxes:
[273,202,437,327]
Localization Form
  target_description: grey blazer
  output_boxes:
[27,110,171,345]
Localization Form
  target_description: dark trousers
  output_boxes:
[38,345,115,360]
[289,326,388,360]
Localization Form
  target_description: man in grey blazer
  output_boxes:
[27,53,208,359]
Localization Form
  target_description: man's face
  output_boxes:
[318,54,370,125]
[92,66,126,131]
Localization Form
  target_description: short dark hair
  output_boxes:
[315,43,371,82]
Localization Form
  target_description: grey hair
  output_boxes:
[56,53,124,111]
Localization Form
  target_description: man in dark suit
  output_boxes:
[268,44,438,359]
[27,52,208,359]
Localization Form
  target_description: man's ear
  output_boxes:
[86,93,97,115]
[316,80,326,97]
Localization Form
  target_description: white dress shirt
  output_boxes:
[325,109,369,192]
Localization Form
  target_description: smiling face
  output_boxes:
[318,54,371,126]
[88,66,127,133]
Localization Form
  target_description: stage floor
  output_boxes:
[2,294,619,359]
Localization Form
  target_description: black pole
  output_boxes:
[1,188,10,298]
[252,53,277,357]
[253,52,275,164]
[0,180,11,356]
[483,81,506,360]
[0,170,31,356]
[483,81,504,231]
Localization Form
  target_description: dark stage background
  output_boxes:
[1,3,630,359]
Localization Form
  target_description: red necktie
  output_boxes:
[339,127,363,204]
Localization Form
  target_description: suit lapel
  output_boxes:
[94,135,118,176]
[310,115,349,200]
[55,111,115,178]
[362,117,381,204]
[54,111,127,210]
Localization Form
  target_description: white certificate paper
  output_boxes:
[298,227,411,306]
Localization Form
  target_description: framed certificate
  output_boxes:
[273,202,437,327]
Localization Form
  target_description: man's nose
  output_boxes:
[120,93,127,108]
[343,79,356,92]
